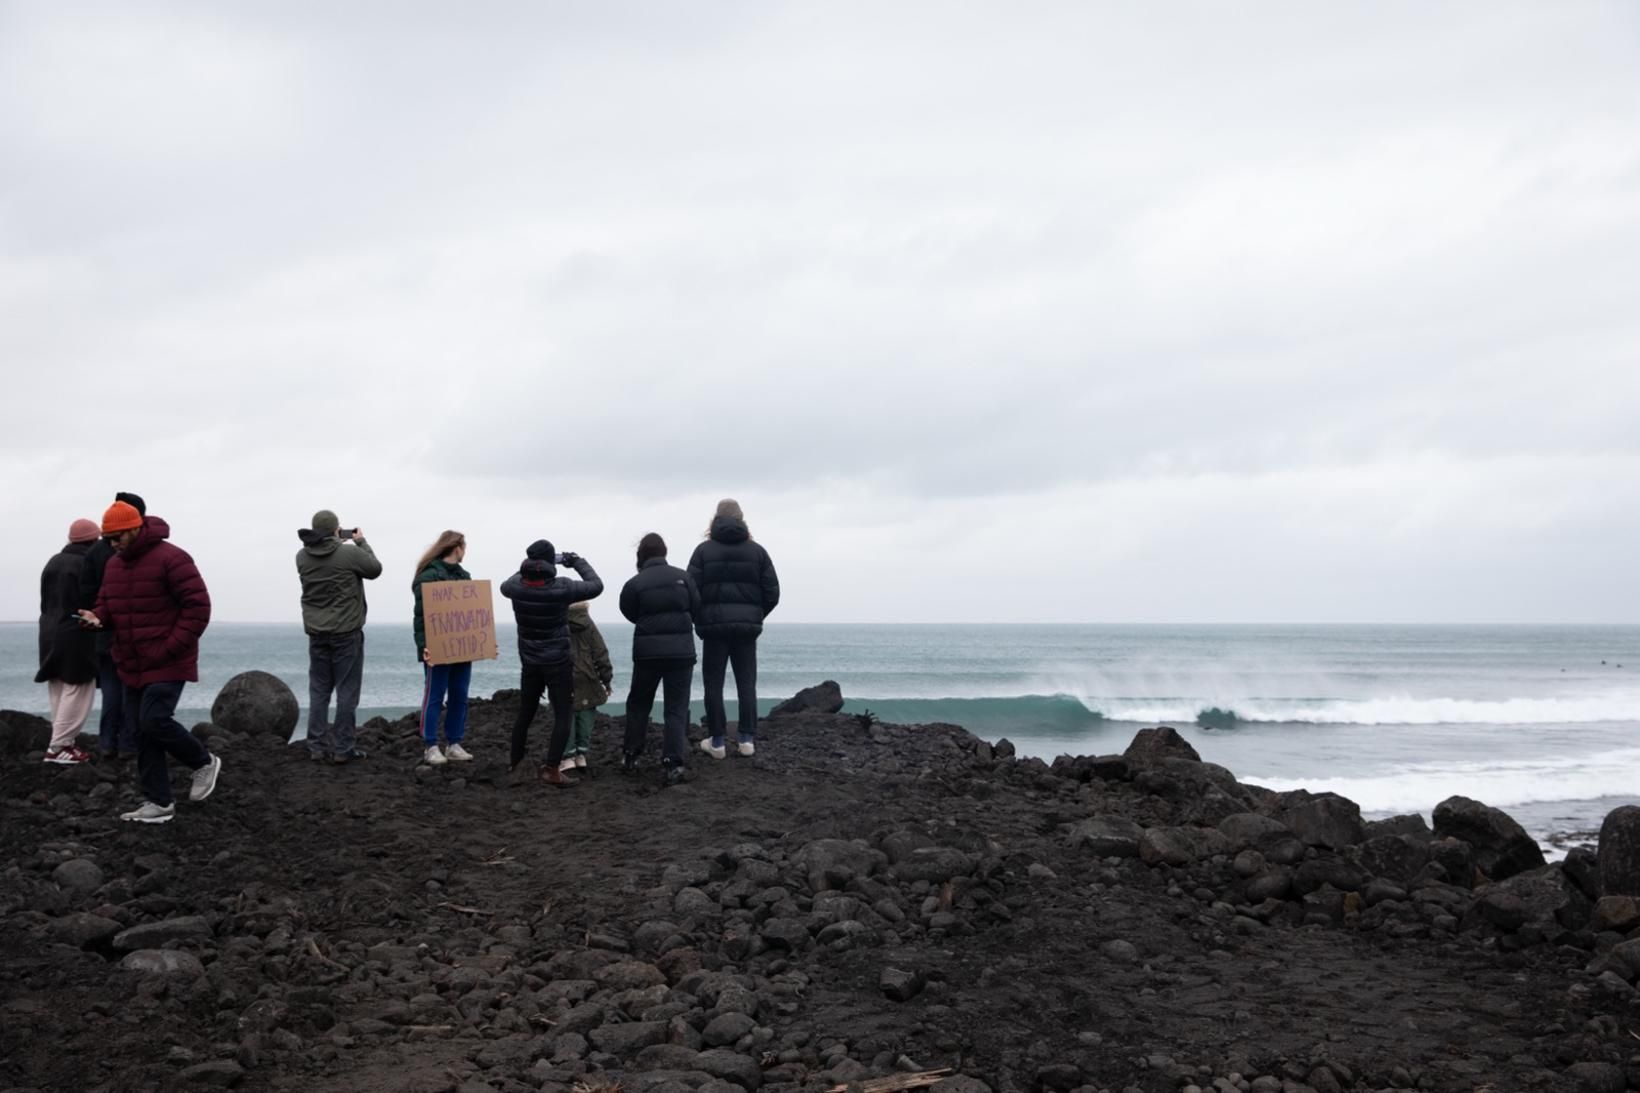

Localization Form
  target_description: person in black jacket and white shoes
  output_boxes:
[619,533,701,786]
[687,499,779,759]
[500,540,603,787]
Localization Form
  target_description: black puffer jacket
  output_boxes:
[500,556,603,666]
[619,558,701,662]
[686,517,780,640]
[35,542,97,684]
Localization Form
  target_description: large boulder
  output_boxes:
[1432,796,1544,882]
[1598,806,1640,897]
[1123,727,1201,765]
[1350,835,1431,886]
[1274,791,1365,850]
[1464,866,1589,935]
[1066,816,1144,858]
[768,681,843,718]
[211,671,299,737]
[1138,825,1229,867]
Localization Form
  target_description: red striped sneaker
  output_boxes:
[44,745,92,765]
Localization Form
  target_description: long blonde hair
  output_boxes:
[703,497,750,540]
[413,530,465,585]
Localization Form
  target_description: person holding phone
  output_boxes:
[296,509,383,763]
[36,518,101,765]
[411,530,474,766]
[499,539,603,786]
[78,501,221,824]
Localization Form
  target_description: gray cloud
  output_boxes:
[2,2,1637,622]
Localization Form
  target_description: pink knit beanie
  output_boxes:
[68,519,101,544]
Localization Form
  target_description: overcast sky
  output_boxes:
[2,2,1637,624]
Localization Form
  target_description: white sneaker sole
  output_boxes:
[698,739,726,760]
[121,809,175,824]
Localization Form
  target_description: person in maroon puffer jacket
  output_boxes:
[79,501,222,824]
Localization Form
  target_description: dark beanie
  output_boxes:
[526,539,555,561]
[115,491,147,516]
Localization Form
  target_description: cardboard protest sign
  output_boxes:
[420,580,499,665]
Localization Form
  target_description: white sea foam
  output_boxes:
[1241,747,1640,813]
[1099,693,1640,725]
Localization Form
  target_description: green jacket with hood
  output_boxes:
[412,557,471,657]
[568,603,613,709]
[295,529,383,635]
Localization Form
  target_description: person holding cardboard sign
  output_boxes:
[412,530,476,766]
[499,540,603,787]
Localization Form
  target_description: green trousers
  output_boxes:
[568,707,597,755]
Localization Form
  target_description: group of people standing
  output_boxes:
[402,498,780,788]
[35,493,780,824]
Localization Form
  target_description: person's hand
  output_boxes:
[560,551,580,567]
[422,647,431,664]
[76,610,102,630]
[349,528,365,543]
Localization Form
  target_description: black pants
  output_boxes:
[702,637,759,741]
[125,681,211,806]
[306,630,365,756]
[97,650,136,755]
[624,657,694,766]
[513,660,574,768]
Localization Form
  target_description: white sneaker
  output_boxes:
[559,757,576,772]
[737,740,756,757]
[120,801,175,824]
[424,746,448,766]
[698,738,726,760]
[573,754,588,769]
[446,743,474,762]
[189,754,222,801]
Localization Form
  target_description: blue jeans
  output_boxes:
[125,680,211,806]
[420,661,472,745]
[307,630,365,756]
[97,651,136,755]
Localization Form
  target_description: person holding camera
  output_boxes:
[296,510,383,763]
[499,540,603,786]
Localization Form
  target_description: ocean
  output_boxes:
[5,622,1637,849]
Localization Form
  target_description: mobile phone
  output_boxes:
[555,553,566,564]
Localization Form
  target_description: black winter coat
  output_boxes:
[500,556,603,666]
[619,558,701,662]
[81,538,117,655]
[686,517,780,640]
[36,542,97,684]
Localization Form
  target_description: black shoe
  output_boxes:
[620,752,640,775]
[662,763,686,787]
[332,748,368,764]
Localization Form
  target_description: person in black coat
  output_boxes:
[499,540,603,786]
[686,499,779,759]
[37,519,102,764]
[619,533,701,785]
[81,490,146,758]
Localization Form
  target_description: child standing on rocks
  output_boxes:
[560,601,613,772]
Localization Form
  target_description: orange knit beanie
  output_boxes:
[101,501,144,535]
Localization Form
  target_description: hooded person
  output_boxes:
[80,491,145,758]
[686,499,780,759]
[295,509,383,763]
[564,602,614,769]
[35,518,101,764]
[499,540,603,786]
[81,501,221,824]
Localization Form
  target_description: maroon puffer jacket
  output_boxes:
[94,516,212,687]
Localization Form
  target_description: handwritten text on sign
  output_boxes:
[421,580,499,665]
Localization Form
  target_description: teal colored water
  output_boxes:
[6,623,1638,842]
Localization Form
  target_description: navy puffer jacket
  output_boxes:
[686,517,779,640]
[500,556,603,666]
[619,558,701,662]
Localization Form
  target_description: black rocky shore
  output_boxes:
[6,677,1640,1093]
